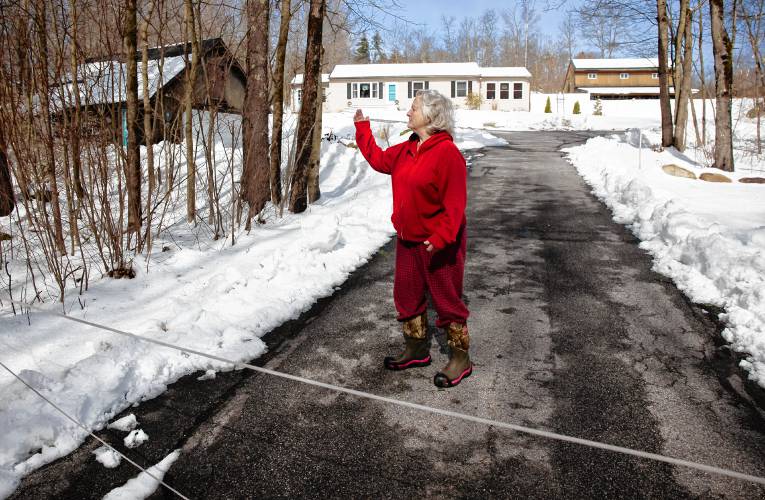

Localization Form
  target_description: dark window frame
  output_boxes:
[513,82,522,99]
[486,82,496,100]
[499,82,510,99]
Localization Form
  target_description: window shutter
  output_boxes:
[468,81,473,94]
[379,81,384,99]
[424,81,429,90]
[347,83,351,99]
[451,81,455,98]
[408,81,412,98]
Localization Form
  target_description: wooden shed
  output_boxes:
[50,37,246,145]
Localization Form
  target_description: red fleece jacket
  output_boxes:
[355,120,467,250]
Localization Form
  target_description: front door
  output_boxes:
[388,84,396,101]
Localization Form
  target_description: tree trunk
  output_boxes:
[673,5,693,152]
[34,0,66,256]
[289,0,325,214]
[0,124,14,217]
[657,0,674,148]
[269,0,291,206]
[141,2,155,250]
[307,47,324,204]
[125,0,141,240]
[184,0,200,223]
[69,0,85,202]
[709,0,735,171]
[241,0,271,222]
[698,7,706,145]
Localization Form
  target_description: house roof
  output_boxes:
[571,58,659,70]
[290,73,330,85]
[48,56,187,110]
[479,67,531,78]
[330,62,482,79]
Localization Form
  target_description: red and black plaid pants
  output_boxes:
[393,225,469,328]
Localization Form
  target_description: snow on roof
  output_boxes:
[479,67,531,78]
[290,73,330,85]
[48,56,187,110]
[330,62,481,79]
[572,58,659,70]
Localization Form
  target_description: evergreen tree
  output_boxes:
[372,31,385,62]
[544,96,552,113]
[593,98,603,116]
[354,33,370,63]
[573,101,580,114]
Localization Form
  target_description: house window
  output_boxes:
[355,82,380,98]
[587,73,597,79]
[486,82,496,100]
[513,83,522,99]
[652,72,659,79]
[455,80,468,97]
[620,72,630,79]
[297,89,302,102]
[322,88,326,103]
[499,83,509,99]
[412,81,425,93]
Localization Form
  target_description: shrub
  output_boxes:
[746,101,764,119]
[399,128,412,136]
[573,101,581,114]
[544,96,552,113]
[466,92,482,110]
[593,98,603,116]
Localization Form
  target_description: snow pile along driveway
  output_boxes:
[563,133,765,387]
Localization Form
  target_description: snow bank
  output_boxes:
[563,132,765,387]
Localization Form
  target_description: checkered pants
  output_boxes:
[393,225,469,328]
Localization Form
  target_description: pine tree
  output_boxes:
[593,98,603,116]
[544,96,552,113]
[573,101,581,114]
[372,31,385,62]
[354,33,370,63]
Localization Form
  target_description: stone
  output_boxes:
[739,177,765,184]
[700,172,732,183]
[662,164,697,179]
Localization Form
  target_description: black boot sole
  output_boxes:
[384,355,432,371]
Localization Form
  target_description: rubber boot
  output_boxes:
[433,323,473,388]
[384,312,431,370]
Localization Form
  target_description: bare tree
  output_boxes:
[0,123,13,217]
[241,0,271,222]
[658,0,674,147]
[125,0,142,240]
[307,46,323,204]
[270,0,291,206]
[710,0,735,170]
[184,0,200,223]
[289,0,325,214]
[559,14,578,60]
[672,0,695,151]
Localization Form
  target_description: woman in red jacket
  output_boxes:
[353,89,472,388]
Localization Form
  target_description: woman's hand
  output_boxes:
[353,109,369,123]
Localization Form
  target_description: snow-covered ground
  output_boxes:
[1,99,764,498]
[0,112,504,498]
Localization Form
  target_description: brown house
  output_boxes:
[562,58,679,100]
[50,38,246,144]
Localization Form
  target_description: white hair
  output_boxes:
[415,89,455,137]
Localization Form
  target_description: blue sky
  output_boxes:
[375,0,572,40]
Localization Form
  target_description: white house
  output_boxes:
[290,62,531,113]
